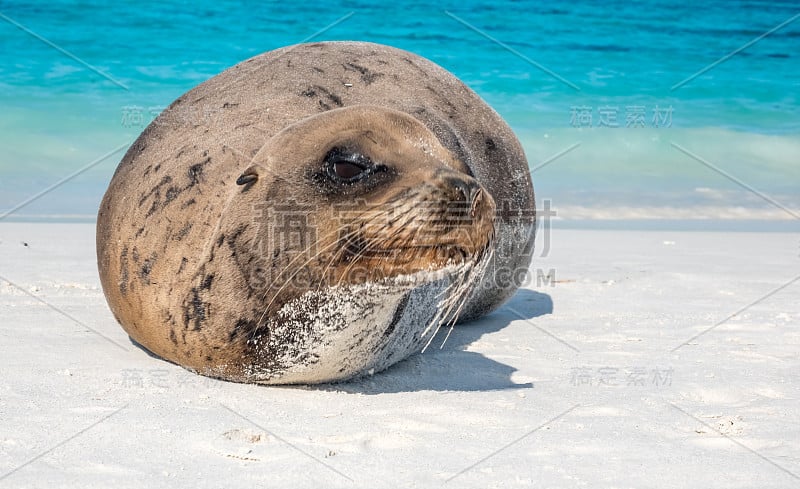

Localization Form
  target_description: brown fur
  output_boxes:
[97,42,534,382]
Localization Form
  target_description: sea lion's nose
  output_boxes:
[448,176,481,206]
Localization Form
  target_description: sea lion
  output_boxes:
[97,41,535,384]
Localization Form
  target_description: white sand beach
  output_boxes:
[1,223,798,488]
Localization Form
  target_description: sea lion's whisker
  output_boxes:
[265,217,367,289]
[257,227,360,329]
[432,272,474,350]
[315,228,361,294]
[439,246,494,349]
[420,272,465,350]
[254,221,350,292]
[333,245,373,288]
[424,233,495,351]
[317,209,406,291]
[326,205,411,288]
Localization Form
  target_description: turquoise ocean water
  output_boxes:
[1,0,798,229]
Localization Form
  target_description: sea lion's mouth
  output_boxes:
[398,243,479,264]
[339,233,489,269]
[330,185,496,287]
[318,234,493,299]
[429,244,469,263]
[343,242,470,260]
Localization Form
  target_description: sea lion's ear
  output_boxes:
[235,166,260,186]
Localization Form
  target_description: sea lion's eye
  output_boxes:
[324,147,372,183]
[334,160,366,180]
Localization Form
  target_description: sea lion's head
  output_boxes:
[210,105,497,382]
[233,105,496,308]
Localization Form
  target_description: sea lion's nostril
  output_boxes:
[447,177,480,206]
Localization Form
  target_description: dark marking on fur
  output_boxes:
[301,85,343,110]
[139,174,179,218]
[119,246,130,295]
[187,157,210,188]
[139,253,157,285]
[201,274,214,290]
[174,222,193,241]
[165,186,180,204]
[145,200,159,218]
[233,122,255,130]
[402,56,429,77]
[181,198,196,209]
[343,62,383,85]
[425,85,457,115]
[185,287,207,331]
[230,318,257,341]
[384,294,410,337]
[485,137,497,153]
[177,256,188,274]
[226,225,246,248]
[138,175,173,208]
[169,328,178,345]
